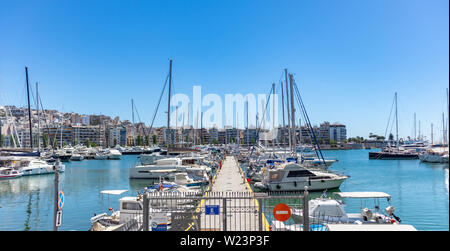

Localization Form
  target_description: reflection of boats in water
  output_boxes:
[445,169,449,196]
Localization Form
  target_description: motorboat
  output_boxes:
[254,162,348,191]
[0,167,23,179]
[140,150,168,165]
[300,156,338,168]
[70,153,84,161]
[107,149,122,160]
[90,187,199,231]
[129,157,211,181]
[90,189,140,231]
[0,156,65,176]
[19,158,65,176]
[171,172,207,187]
[291,192,401,225]
[94,152,108,160]
[419,147,449,163]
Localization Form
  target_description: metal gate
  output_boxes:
[141,191,311,231]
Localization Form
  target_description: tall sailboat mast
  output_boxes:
[36,82,40,152]
[167,59,172,155]
[289,73,296,158]
[285,69,291,153]
[60,105,64,149]
[25,67,33,150]
[443,112,446,146]
[431,123,434,145]
[272,83,276,154]
[395,92,399,146]
[131,99,135,146]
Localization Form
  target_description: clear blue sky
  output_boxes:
[0,0,448,140]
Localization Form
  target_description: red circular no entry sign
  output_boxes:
[273,203,291,222]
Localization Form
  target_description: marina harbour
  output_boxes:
[0,1,448,235]
[0,149,448,231]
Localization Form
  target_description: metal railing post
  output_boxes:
[258,198,263,231]
[303,186,309,231]
[143,193,149,231]
[223,198,227,231]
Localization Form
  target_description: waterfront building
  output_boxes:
[218,129,227,144]
[109,127,127,147]
[72,125,102,146]
[226,128,239,144]
[243,128,258,145]
[209,127,219,144]
[330,123,347,143]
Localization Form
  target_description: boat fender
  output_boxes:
[308,179,311,186]
[294,181,297,187]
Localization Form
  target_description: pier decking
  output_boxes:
[199,156,261,231]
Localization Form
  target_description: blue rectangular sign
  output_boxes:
[205,205,220,215]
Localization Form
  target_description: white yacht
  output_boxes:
[254,162,347,191]
[107,149,122,160]
[70,152,84,161]
[90,187,199,231]
[0,156,65,176]
[291,192,401,225]
[140,150,168,165]
[419,147,449,163]
[0,167,23,179]
[129,157,211,181]
[94,151,108,160]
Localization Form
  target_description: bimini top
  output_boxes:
[335,192,391,199]
[100,190,128,195]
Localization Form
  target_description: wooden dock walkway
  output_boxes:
[199,156,262,231]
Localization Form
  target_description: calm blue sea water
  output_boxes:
[0,149,448,231]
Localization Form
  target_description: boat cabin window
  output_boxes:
[182,159,196,165]
[121,202,142,211]
[286,170,315,178]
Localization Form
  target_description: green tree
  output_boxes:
[376,136,385,141]
[212,138,219,145]
[53,138,58,149]
[152,135,157,145]
[388,133,394,141]
[329,139,337,147]
[43,134,49,147]
[0,134,4,147]
[113,138,118,146]
[85,139,91,147]
[145,135,150,146]
[136,135,143,146]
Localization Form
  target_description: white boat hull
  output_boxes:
[419,154,449,163]
[266,177,346,191]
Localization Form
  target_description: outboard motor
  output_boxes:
[385,206,401,223]
[361,208,373,221]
